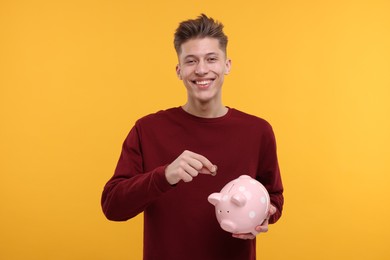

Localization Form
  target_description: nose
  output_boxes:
[195,60,208,75]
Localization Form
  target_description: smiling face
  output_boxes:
[176,37,231,106]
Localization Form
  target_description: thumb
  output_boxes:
[268,204,277,217]
[199,165,218,176]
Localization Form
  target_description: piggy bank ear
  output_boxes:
[208,193,222,206]
[231,193,247,207]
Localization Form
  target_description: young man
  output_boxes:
[102,14,284,260]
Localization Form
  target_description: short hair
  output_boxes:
[173,14,228,56]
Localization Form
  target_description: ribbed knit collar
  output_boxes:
[176,106,233,123]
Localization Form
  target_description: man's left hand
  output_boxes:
[232,204,277,240]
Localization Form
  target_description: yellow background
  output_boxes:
[1,0,389,259]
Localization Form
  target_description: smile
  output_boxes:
[192,79,214,88]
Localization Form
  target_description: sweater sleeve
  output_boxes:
[257,123,284,224]
[101,125,174,221]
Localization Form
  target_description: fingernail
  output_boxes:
[211,165,217,176]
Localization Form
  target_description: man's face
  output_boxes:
[176,37,231,104]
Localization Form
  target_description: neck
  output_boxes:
[182,101,228,118]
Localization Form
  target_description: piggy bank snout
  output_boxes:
[220,219,237,233]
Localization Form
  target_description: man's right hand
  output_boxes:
[165,150,217,185]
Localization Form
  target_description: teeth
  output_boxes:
[195,80,211,85]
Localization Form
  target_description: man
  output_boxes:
[102,14,284,260]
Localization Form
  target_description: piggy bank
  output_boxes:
[208,175,270,235]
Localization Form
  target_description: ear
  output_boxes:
[231,193,246,207]
[208,193,222,206]
[176,64,182,80]
[224,58,232,75]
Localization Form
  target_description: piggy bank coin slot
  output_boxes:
[228,183,235,193]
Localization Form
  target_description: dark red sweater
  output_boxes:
[102,107,284,260]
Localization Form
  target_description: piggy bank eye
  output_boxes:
[227,211,230,213]
[218,210,222,214]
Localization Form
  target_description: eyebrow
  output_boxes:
[183,52,219,60]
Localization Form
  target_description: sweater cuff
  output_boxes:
[152,165,175,193]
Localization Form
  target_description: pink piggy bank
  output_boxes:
[208,175,270,235]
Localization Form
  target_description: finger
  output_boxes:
[199,165,218,176]
[256,224,269,233]
[178,168,193,182]
[188,152,216,174]
[182,162,199,177]
[265,204,277,220]
[261,215,270,225]
[257,217,270,233]
[181,174,193,183]
[232,233,256,240]
[269,204,277,215]
[185,156,203,172]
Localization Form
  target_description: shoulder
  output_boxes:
[229,108,273,130]
[137,107,180,122]
[135,107,181,127]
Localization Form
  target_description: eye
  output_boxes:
[186,59,196,64]
[208,57,218,62]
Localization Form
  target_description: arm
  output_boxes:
[101,126,217,221]
[233,123,284,239]
[101,126,174,221]
[259,123,284,224]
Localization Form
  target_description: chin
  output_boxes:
[195,95,218,103]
